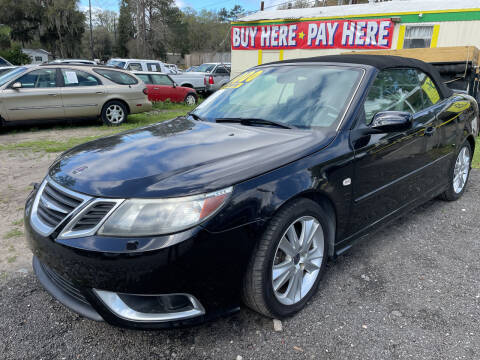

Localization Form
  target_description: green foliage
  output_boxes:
[0,0,85,58]
[0,44,31,65]
[117,0,135,57]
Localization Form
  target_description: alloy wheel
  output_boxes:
[106,105,125,124]
[185,95,196,106]
[453,146,470,194]
[272,216,324,305]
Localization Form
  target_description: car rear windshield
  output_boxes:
[0,67,27,87]
[93,68,138,85]
[191,65,362,130]
[194,64,216,73]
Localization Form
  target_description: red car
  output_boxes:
[134,72,197,105]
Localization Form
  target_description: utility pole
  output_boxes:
[89,0,94,59]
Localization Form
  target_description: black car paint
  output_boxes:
[25,63,477,329]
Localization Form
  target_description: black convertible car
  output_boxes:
[25,55,478,329]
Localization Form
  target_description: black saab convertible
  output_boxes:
[25,55,478,329]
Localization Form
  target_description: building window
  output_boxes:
[403,25,434,49]
[35,56,43,62]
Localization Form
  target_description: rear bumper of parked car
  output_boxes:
[25,190,259,329]
[127,98,152,114]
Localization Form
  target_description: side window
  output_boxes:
[215,66,229,75]
[15,69,57,88]
[61,69,100,87]
[417,71,441,107]
[127,63,143,71]
[147,63,160,72]
[136,74,152,84]
[364,68,424,124]
[151,74,173,86]
[93,69,138,85]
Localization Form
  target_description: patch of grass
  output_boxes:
[11,219,23,226]
[473,136,480,169]
[0,109,188,153]
[3,228,23,239]
[7,255,17,263]
[8,245,14,252]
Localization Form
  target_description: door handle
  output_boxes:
[95,91,104,94]
[153,87,159,90]
[425,126,436,136]
[47,93,57,96]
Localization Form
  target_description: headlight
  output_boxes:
[98,187,233,237]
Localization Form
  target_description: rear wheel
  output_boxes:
[242,198,330,318]
[439,141,472,201]
[102,101,127,126]
[184,93,197,106]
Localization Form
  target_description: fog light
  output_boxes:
[93,289,205,322]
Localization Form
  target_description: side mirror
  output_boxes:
[12,82,22,89]
[370,111,413,133]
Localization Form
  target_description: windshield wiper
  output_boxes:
[188,112,204,121]
[215,118,292,129]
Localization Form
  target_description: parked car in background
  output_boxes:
[25,55,477,329]
[134,71,197,105]
[169,63,230,93]
[185,66,198,72]
[0,66,16,76]
[204,63,231,93]
[50,59,98,65]
[0,64,151,127]
[0,57,13,67]
[107,58,169,73]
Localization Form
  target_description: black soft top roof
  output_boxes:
[267,54,453,99]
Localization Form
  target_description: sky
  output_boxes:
[79,0,282,14]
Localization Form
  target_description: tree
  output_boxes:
[0,0,42,46]
[0,44,31,65]
[117,0,135,57]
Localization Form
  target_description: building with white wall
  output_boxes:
[230,0,480,76]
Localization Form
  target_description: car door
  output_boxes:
[348,68,443,236]
[60,68,105,118]
[150,74,180,102]
[3,68,64,121]
[135,74,159,101]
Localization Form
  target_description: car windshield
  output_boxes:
[0,67,27,87]
[107,60,126,68]
[191,65,362,130]
[195,64,216,73]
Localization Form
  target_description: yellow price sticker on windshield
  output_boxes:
[223,70,263,89]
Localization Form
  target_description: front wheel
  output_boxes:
[242,198,330,318]
[184,93,197,106]
[439,141,472,201]
[101,101,127,126]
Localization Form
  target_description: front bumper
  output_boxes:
[25,190,260,329]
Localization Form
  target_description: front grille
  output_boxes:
[37,182,83,228]
[40,261,89,305]
[72,202,115,231]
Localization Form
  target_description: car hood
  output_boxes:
[49,117,335,198]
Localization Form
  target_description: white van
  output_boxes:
[106,58,169,73]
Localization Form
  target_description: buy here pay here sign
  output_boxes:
[231,19,393,50]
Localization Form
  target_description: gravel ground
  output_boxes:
[0,169,479,359]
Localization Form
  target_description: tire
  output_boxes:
[184,93,197,106]
[101,101,127,126]
[439,141,472,201]
[242,198,331,318]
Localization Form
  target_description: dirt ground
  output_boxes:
[0,124,110,273]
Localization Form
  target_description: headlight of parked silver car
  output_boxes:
[98,187,233,237]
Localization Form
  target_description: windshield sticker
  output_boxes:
[223,70,263,89]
